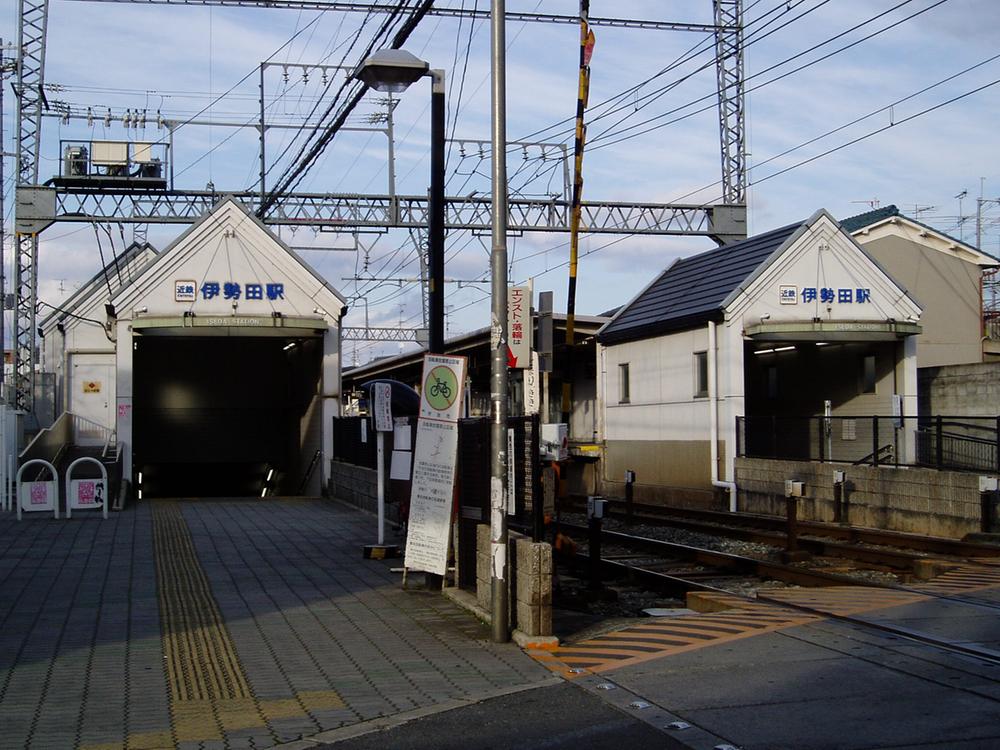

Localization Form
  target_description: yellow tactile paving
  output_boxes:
[146,501,343,747]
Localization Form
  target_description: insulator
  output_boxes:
[86,107,94,127]
[104,108,112,127]
[61,108,70,125]
[139,109,147,129]
[157,110,165,130]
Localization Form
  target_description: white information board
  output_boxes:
[373,383,393,432]
[404,354,468,576]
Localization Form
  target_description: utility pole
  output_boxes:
[489,0,510,643]
[1,41,15,385]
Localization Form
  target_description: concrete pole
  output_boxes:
[489,0,511,643]
[429,70,446,354]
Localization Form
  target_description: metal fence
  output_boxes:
[737,415,1000,473]
[331,416,378,469]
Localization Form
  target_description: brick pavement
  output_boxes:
[0,499,553,749]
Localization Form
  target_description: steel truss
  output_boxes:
[341,327,426,343]
[52,189,745,240]
[14,0,49,412]
[66,0,729,33]
[713,0,746,205]
[13,0,748,412]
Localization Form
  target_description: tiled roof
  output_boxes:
[839,205,901,233]
[598,221,803,345]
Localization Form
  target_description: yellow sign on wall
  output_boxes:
[82,381,102,394]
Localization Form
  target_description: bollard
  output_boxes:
[785,496,799,553]
[833,470,845,525]
[980,477,999,534]
[624,470,635,525]
[587,496,605,590]
[782,480,809,562]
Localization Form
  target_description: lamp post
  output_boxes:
[353,49,445,354]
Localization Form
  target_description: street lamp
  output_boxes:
[353,49,446,354]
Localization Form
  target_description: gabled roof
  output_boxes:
[597,220,804,345]
[841,203,999,264]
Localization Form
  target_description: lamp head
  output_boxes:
[352,48,429,93]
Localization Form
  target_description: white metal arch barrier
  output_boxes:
[65,458,109,520]
[16,460,59,521]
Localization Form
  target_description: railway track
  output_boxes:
[556,521,1000,669]
[559,518,1000,609]
[563,498,1000,565]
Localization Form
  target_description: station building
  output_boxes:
[40,198,346,498]
[595,209,925,507]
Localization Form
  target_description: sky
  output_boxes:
[2,0,999,365]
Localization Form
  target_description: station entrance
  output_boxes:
[132,329,323,498]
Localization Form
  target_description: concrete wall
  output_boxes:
[329,459,378,514]
[735,457,985,538]
[919,362,1000,416]
[476,525,553,638]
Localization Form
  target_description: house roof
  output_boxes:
[841,204,999,264]
[597,220,804,345]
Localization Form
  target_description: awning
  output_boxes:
[130,314,328,337]
[744,319,921,342]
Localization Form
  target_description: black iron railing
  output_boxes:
[737,415,1000,473]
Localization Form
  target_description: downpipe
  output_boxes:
[708,321,737,512]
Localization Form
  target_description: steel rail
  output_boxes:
[581,499,1000,559]
[561,522,884,589]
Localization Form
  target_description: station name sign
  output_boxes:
[779,285,871,305]
[175,279,285,303]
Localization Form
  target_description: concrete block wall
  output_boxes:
[329,460,378,514]
[515,538,553,637]
[919,362,1000,416]
[735,457,985,538]
[476,525,553,637]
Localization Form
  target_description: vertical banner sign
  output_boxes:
[524,351,540,415]
[404,354,468,576]
[507,285,531,369]
[507,428,516,515]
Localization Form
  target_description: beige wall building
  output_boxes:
[843,205,999,367]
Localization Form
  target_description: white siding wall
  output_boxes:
[604,328,713,443]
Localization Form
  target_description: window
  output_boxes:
[618,363,630,403]
[861,354,877,394]
[694,351,709,398]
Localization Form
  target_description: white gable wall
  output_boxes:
[599,212,922,506]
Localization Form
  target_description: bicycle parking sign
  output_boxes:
[424,366,458,412]
[418,355,466,422]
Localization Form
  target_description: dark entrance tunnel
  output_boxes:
[133,334,322,498]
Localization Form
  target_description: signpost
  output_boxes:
[364,382,399,559]
[403,354,468,578]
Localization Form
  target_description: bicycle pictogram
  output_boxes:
[424,365,459,412]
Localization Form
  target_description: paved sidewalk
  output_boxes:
[0,499,555,749]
